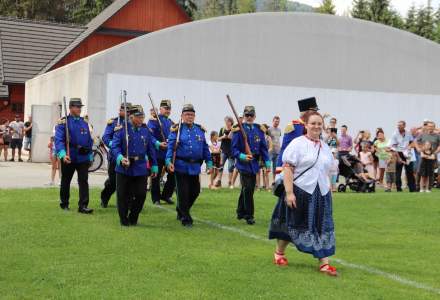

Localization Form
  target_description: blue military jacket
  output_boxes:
[111,121,158,177]
[165,123,212,175]
[231,123,270,175]
[147,114,173,161]
[55,115,93,164]
[276,119,305,169]
[102,116,124,162]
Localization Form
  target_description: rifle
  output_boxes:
[122,90,129,163]
[147,93,166,142]
[172,99,184,165]
[62,96,70,158]
[226,94,252,156]
[117,90,122,127]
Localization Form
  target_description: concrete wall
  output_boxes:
[25,12,440,161]
[88,12,440,95]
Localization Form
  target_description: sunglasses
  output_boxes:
[244,114,255,118]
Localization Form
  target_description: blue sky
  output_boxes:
[299,0,440,16]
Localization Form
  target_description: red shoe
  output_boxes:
[273,252,288,266]
[319,264,338,276]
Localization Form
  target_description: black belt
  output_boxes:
[71,144,91,154]
[129,156,146,163]
[176,156,203,164]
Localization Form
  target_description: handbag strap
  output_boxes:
[293,144,321,181]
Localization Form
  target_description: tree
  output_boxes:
[201,0,225,18]
[351,0,370,20]
[237,0,256,13]
[316,0,336,15]
[175,0,198,19]
[0,0,70,22]
[68,0,113,24]
[224,0,239,15]
[264,0,288,12]
[415,1,435,40]
[405,4,418,33]
[435,5,440,42]
[368,0,391,23]
[388,9,404,29]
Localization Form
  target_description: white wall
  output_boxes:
[105,73,440,138]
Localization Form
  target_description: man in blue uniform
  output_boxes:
[112,105,158,226]
[275,97,319,173]
[100,102,132,208]
[165,104,212,228]
[55,98,94,213]
[232,106,271,225]
[147,99,175,205]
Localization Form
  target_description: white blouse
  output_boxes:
[282,135,333,195]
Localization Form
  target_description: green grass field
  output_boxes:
[0,187,439,299]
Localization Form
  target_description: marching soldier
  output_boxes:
[165,104,212,228]
[100,102,132,208]
[55,98,94,213]
[111,105,158,226]
[275,97,320,173]
[231,106,271,225]
[147,99,175,205]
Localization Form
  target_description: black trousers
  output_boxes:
[150,159,175,203]
[116,173,147,225]
[175,172,200,224]
[101,160,116,205]
[396,152,416,192]
[237,172,256,220]
[60,161,90,208]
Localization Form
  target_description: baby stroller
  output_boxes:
[337,154,376,193]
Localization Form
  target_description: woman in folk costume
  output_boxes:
[269,110,338,276]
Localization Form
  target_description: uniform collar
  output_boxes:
[244,122,254,129]
[69,115,80,121]
[129,121,141,131]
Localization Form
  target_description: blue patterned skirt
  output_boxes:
[268,185,335,259]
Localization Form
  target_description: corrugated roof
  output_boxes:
[39,0,131,74]
[0,17,85,84]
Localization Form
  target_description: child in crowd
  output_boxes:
[419,141,436,193]
[47,136,60,186]
[256,124,272,191]
[385,148,400,192]
[359,143,375,178]
[208,131,221,189]
[329,149,339,192]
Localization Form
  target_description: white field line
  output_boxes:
[156,206,440,296]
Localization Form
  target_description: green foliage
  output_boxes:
[405,4,418,33]
[351,0,370,19]
[415,0,435,40]
[316,0,336,15]
[263,0,288,12]
[69,0,113,25]
[0,0,71,22]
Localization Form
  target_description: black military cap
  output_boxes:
[330,128,338,134]
[182,104,195,113]
[69,98,84,107]
[130,105,145,117]
[120,102,132,110]
[298,97,319,112]
[243,106,255,116]
[160,99,171,109]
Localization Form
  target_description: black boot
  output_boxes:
[78,207,93,214]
